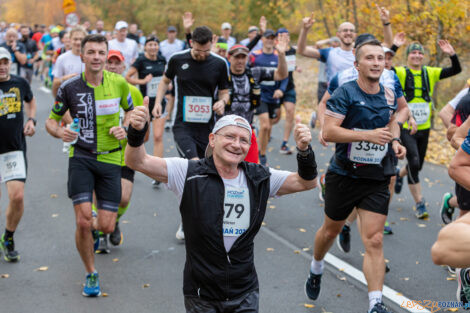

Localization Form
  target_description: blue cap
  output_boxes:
[276,27,289,35]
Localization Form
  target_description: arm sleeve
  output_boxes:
[185,33,192,48]
[278,77,289,92]
[246,34,261,51]
[390,44,399,53]
[440,54,462,80]
[49,86,69,121]
[268,168,291,197]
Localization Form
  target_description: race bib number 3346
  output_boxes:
[223,186,250,237]
[348,129,388,164]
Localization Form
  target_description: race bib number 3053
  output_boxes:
[409,102,430,125]
[183,96,212,123]
[223,187,250,238]
[348,129,388,164]
[0,151,26,183]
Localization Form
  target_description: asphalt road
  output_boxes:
[0,79,462,313]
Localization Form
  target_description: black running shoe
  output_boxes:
[305,271,322,301]
[109,222,123,246]
[336,225,351,253]
[368,302,392,313]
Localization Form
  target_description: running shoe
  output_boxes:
[109,221,123,246]
[152,180,161,188]
[440,192,455,224]
[279,144,293,155]
[336,225,351,253]
[383,221,393,235]
[368,302,392,313]
[318,173,326,202]
[259,155,268,166]
[415,200,429,219]
[96,235,110,254]
[176,223,185,241]
[385,264,390,273]
[456,268,470,307]
[394,168,403,194]
[82,272,101,297]
[305,271,322,301]
[0,234,19,262]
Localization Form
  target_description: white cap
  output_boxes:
[205,115,252,158]
[383,46,395,56]
[0,47,11,61]
[221,22,232,30]
[115,21,128,30]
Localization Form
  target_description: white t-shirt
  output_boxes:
[449,87,469,109]
[51,37,64,51]
[52,51,84,78]
[322,47,355,83]
[109,38,139,68]
[159,39,185,62]
[165,158,290,251]
[240,38,263,51]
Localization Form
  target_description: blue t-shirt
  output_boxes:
[325,81,397,177]
[328,67,403,99]
[461,129,470,155]
[319,47,355,83]
[249,49,288,104]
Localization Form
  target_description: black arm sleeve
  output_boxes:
[440,54,462,80]
[390,44,399,53]
[246,34,261,51]
[186,33,192,48]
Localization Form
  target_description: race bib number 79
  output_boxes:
[223,187,250,237]
[183,96,212,123]
[0,151,26,183]
[348,129,388,164]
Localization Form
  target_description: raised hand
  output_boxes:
[393,32,406,47]
[275,33,289,54]
[302,12,315,30]
[132,96,150,131]
[438,40,456,56]
[294,115,312,151]
[259,16,267,34]
[182,12,194,32]
[376,4,390,24]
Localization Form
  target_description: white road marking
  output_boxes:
[39,86,51,94]
[261,226,430,313]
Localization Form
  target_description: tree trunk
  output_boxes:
[317,0,331,37]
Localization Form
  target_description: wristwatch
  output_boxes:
[122,126,129,134]
[28,117,37,126]
[391,137,402,144]
[296,145,311,157]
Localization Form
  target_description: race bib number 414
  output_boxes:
[0,151,26,183]
[223,186,250,238]
[348,129,388,164]
[183,96,212,123]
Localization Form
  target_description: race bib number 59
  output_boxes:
[183,96,212,123]
[0,151,26,183]
[223,187,250,237]
[348,129,388,164]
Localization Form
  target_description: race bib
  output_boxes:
[409,102,430,125]
[286,54,296,72]
[183,96,212,123]
[348,129,388,164]
[223,186,250,238]
[146,76,162,98]
[0,151,26,183]
[10,63,18,75]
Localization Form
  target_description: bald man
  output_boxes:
[0,28,27,75]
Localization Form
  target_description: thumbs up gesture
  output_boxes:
[130,96,150,131]
[294,115,311,151]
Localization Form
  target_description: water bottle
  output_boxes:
[70,118,80,145]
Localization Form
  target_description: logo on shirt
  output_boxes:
[182,63,189,70]
[146,66,153,69]
[270,61,276,65]
[359,101,365,105]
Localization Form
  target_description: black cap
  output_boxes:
[263,29,276,38]
[354,33,376,48]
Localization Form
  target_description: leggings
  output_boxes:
[400,128,430,184]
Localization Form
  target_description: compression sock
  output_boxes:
[117,203,130,221]
[368,291,382,311]
[310,259,324,275]
[4,229,14,240]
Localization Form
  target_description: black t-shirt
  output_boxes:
[164,50,229,131]
[19,38,38,68]
[0,75,33,153]
[131,53,166,100]
[127,33,140,44]
[451,90,470,127]
[0,42,26,75]
[285,47,296,91]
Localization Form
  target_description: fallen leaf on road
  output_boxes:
[35,266,48,271]
[416,261,420,265]
[417,224,427,228]
[447,277,456,281]
[112,258,119,262]
[275,165,280,169]
[294,250,300,254]
[269,205,276,209]
[50,194,58,198]
[1,274,9,278]
[424,178,430,183]
[298,228,307,233]
[102,292,108,297]
[153,213,157,217]
[446,308,459,312]
[51,214,59,218]
[336,294,341,297]
[400,277,410,281]
[121,220,129,224]
[337,276,346,281]
[319,169,324,173]
[400,217,409,221]
[266,248,274,252]
[261,222,267,226]
[385,259,390,263]
[396,292,403,296]
[268,147,273,152]
[304,303,315,308]
[143,284,150,288]
[302,247,310,251]
[360,252,365,257]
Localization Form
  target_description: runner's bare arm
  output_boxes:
[439,103,455,129]
[23,98,37,136]
[451,117,470,150]
[214,89,229,116]
[432,212,470,268]
[153,75,171,117]
[125,66,151,86]
[45,118,77,142]
[297,14,320,59]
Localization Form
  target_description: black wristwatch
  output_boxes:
[28,117,37,126]
[392,137,402,144]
